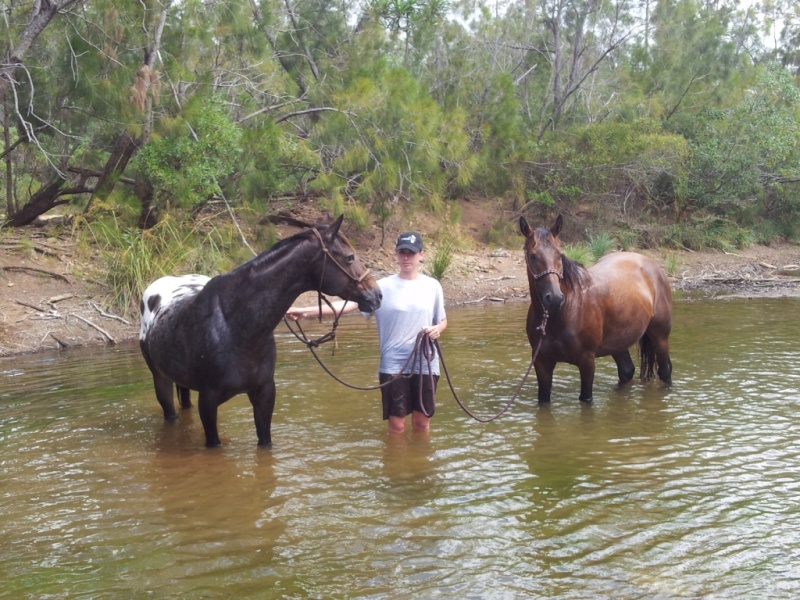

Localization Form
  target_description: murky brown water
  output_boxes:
[2,298,800,598]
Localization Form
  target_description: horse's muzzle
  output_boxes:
[541,289,565,312]
[357,287,382,313]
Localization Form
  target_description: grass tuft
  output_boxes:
[429,241,454,281]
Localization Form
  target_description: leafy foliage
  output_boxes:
[429,240,454,281]
[2,0,800,251]
[309,61,476,228]
[136,99,242,207]
[527,122,690,215]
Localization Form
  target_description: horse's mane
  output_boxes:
[561,253,587,291]
[231,224,329,275]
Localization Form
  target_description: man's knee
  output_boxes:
[388,415,406,433]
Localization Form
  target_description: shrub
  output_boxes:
[587,232,615,261]
[429,241,453,281]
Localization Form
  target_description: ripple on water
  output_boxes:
[2,301,800,598]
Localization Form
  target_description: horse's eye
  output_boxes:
[346,254,355,264]
[528,252,537,262]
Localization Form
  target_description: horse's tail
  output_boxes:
[639,333,657,380]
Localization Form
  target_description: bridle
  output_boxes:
[524,247,564,283]
[283,227,372,348]
[310,227,371,285]
[524,248,564,336]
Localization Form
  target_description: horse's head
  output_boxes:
[310,215,382,312]
[519,214,566,312]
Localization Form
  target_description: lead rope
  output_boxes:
[433,307,548,423]
[284,310,550,422]
[283,319,423,391]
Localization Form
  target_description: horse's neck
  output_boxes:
[221,239,319,328]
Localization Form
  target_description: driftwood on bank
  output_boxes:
[49,294,73,304]
[678,262,800,289]
[1,265,70,282]
[16,300,46,312]
[70,313,116,345]
[89,301,131,325]
[48,333,69,350]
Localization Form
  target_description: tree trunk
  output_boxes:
[83,132,140,213]
[5,178,69,226]
[130,2,168,229]
[3,87,14,217]
[135,178,158,230]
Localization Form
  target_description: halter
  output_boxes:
[310,227,371,285]
[293,227,373,348]
[524,250,562,336]
[525,250,564,282]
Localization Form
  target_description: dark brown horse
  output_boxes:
[139,215,382,447]
[520,215,672,404]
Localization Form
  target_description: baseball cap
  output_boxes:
[395,232,423,253]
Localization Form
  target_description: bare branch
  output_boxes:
[274,107,346,125]
[283,0,321,82]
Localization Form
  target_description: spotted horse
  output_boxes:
[139,216,382,447]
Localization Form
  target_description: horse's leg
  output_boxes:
[247,379,276,447]
[576,355,596,404]
[249,336,277,447]
[152,372,177,420]
[654,337,672,384]
[649,284,673,385]
[645,316,673,385]
[612,350,635,385]
[197,391,222,447]
[177,385,192,409]
[141,343,177,420]
[534,357,556,403]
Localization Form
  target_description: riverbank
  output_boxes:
[2,219,800,357]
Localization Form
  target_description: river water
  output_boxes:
[1,299,799,598]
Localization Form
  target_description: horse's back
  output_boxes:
[587,252,672,351]
[139,274,211,340]
[592,252,670,296]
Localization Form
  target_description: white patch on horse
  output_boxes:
[140,275,211,340]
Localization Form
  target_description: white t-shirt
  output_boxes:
[364,274,446,375]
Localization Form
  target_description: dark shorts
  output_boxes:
[379,373,439,420]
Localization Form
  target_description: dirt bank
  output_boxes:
[2,217,800,357]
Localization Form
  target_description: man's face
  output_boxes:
[396,248,422,274]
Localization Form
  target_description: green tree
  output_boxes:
[308,50,475,239]
[136,97,242,208]
[2,0,84,225]
[642,0,748,121]
[672,64,800,227]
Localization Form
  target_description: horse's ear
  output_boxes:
[519,216,533,238]
[325,214,344,240]
[551,214,563,238]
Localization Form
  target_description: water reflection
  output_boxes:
[2,299,800,598]
[141,434,282,595]
[381,431,437,485]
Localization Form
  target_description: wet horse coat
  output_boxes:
[521,215,672,403]
[139,216,382,447]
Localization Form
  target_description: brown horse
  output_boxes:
[520,214,672,404]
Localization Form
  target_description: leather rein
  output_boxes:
[281,241,558,423]
[286,227,372,348]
